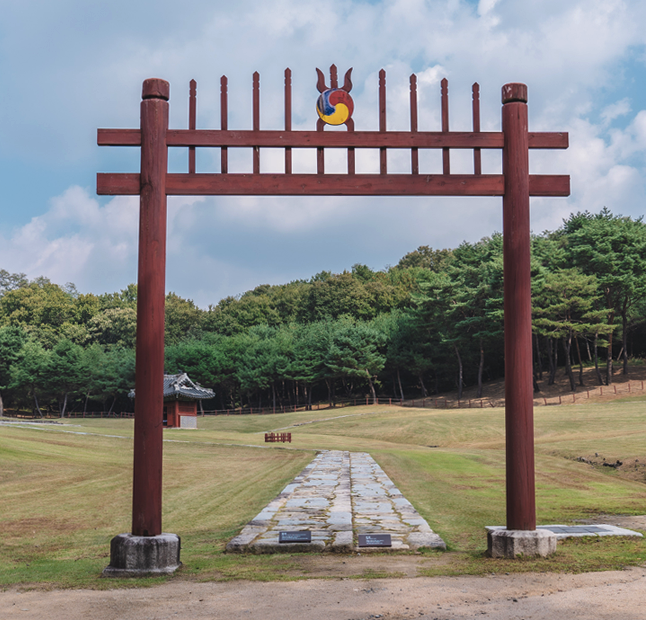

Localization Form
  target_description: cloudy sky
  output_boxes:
[0,0,644,307]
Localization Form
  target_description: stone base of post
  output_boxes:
[486,527,557,559]
[102,533,181,577]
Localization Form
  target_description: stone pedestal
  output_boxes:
[487,527,557,558]
[103,533,181,577]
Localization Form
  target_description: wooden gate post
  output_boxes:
[501,83,536,531]
[131,78,169,537]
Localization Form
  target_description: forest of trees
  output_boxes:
[1,208,645,416]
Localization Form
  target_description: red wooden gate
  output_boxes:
[97,66,569,537]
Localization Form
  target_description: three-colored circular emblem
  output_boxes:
[316,88,354,126]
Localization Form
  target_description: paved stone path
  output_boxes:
[226,450,446,553]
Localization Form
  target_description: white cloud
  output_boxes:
[0,187,139,292]
[633,110,646,148]
[1,0,646,302]
[601,98,631,125]
[478,0,500,16]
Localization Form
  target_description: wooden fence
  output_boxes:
[264,432,292,443]
[2,380,643,420]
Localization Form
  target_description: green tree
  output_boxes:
[326,319,386,404]
[46,339,83,417]
[533,269,608,391]
[0,325,27,415]
[0,278,76,346]
[165,292,203,345]
[299,273,375,322]
[233,325,294,410]
[412,271,465,397]
[88,307,137,347]
[166,334,237,409]
[99,284,138,310]
[290,321,332,409]
[78,343,107,413]
[204,294,281,336]
[74,292,101,324]
[100,348,135,413]
[396,245,451,271]
[447,236,504,398]
[563,209,646,382]
[372,310,431,400]
[0,270,28,293]
[10,340,51,417]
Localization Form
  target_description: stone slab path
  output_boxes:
[226,450,446,553]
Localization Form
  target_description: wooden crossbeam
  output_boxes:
[97,128,568,150]
[97,172,569,197]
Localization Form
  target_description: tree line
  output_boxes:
[1,208,645,416]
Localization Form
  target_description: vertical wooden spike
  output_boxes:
[346,118,355,175]
[253,72,260,174]
[285,68,292,174]
[317,118,325,174]
[379,69,387,174]
[342,68,353,93]
[316,68,327,93]
[188,79,196,174]
[220,76,228,174]
[330,64,338,89]
[410,74,419,175]
[472,83,482,175]
[441,78,450,174]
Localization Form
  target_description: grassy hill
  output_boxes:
[2,392,646,587]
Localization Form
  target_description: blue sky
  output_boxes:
[0,0,644,307]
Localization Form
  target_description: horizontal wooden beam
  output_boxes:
[529,132,568,149]
[98,129,141,146]
[98,173,140,195]
[98,128,568,150]
[167,130,505,149]
[97,173,570,197]
[528,174,570,197]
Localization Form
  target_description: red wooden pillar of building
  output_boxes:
[501,83,536,531]
[131,78,169,537]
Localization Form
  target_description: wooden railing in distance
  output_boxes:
[265,432,292,443]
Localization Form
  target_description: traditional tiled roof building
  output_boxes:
[129,373,214,428]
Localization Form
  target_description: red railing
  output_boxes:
[264,432,291,443]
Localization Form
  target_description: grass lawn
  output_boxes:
[2,398,646,588]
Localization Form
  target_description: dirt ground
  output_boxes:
[2,565,645,620]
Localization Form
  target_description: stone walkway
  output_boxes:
[226,450,446,553]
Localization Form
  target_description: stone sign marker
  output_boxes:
[279,531,312,543]
[358,534,392,548]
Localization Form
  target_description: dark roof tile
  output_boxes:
[129,373,215,400]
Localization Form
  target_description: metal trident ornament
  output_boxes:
[316,65,354,127]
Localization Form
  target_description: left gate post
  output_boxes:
[103,79,181,577]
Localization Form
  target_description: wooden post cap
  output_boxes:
[142,78,170,101]
[502,83,527,104]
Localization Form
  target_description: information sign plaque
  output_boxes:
[358,534,392,547]
[279,531,312,543]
